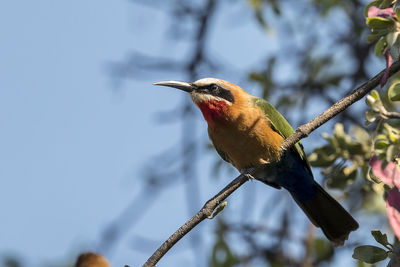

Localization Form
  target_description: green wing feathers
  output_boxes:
[253,97,312,173]
[253,98,295,138]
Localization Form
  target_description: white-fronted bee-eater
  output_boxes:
[154,78,358,245]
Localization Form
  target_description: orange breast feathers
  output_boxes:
[193,81,284,170]
[206,102,284,170]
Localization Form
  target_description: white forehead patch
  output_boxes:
[193,78,221,87]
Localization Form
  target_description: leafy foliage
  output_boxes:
[308,0,400,264]
[308,123,371,189]
[352,230,394,264]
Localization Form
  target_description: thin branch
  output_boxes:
[143,61,400,266]
[383,111,400,119]
[142,173,252,267]
[380,107,400,120]
[281,60,400,151]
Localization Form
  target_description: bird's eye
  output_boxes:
[210,84,219,92]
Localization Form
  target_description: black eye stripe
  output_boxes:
[196,84,235,103]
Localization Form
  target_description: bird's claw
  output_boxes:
[240,168,255,180]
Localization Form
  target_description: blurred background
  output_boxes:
[0,0,394,266]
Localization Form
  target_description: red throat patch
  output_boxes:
[197,100,229,123]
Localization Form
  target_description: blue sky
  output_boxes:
[0,1,281,266]
[0,0,164,265]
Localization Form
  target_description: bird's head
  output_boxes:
[154,78,248,123]
[75,253,110,267]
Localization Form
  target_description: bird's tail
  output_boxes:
[290,181,359,246]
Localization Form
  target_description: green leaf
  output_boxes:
[366,94,375,108]
[371,28,390,36]
[375,38,387,56]
[308,145,337,167]
[333,123,345,138]
[384,123,400,141]
[343,165,358,177]
[396,7,400,21]
[388,81,400,101]
[347,142,365,155]
[371,89,380,100]
[365,110,378,125]
[375,134,389,151]
[367,33,382,43]
[367,17,395,29]
[379,0,396,8]
[368,168,383,183]
[386,144,400,162]
[326,165,357,189]
[352,245,388,263]
[387,31,400,47]
[371,230,391,248]
[357,260,369,267]
[351,125,371,145]
[376,134,389,142]
[375,138,389,149]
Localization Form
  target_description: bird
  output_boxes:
[154,78,359,245]
[75,252,110,267]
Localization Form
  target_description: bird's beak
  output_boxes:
[153,80,195,93]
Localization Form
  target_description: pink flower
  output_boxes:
[370,155,400,187]
[370,155,400,239]
[368,6,396,19]
[366,6,396,86]
[381,49,393,87]
[386,188,400,239]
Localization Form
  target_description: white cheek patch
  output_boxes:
[190,92,232,106]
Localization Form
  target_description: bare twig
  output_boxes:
[281,60,400,151]
[380,107,400,120]
[142,173,253,267]
[143,61,400,266]
[383,111,400,119]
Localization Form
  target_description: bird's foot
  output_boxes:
[240,168,255,180]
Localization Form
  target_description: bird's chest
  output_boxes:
[207,113,283,171]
